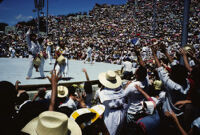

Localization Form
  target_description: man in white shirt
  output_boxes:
[54,41,69,77]
[26,29,45,79]
[121,57,134,80]
[46,40,53,64]
[9,46,15,58]
[84,44,93,64]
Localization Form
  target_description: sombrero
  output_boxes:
[70,105,105,129]
[22,111,82,135]
[47,42,53,46]
[57,85,68,98]
[98,70,122,89]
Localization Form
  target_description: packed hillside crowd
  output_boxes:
[0,0,200,64]
[1,0,200,134]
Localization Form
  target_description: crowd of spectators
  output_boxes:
[0,0,200,134]
[1,42,200,134]
[0,0,199,63]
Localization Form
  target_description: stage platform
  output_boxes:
[0,58,121,90]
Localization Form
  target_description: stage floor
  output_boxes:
[0,58,121,85]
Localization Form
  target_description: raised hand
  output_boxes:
[133,46,140,56]
[179,48,186,56]
[82,68,87,73]
[47,70,61,84]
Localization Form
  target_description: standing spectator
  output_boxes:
[96,70,126,135]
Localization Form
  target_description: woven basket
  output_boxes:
[57,55,65,65]
[33,57,41,66]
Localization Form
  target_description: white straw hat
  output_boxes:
[22,111,82,135]
[57,86,68,98]
[98,70,122,89]
[47,41,53,46]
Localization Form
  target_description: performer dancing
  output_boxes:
[84,44,93,64]
[46,40,53,64]
[54,40,69,77]
[26,28,45,79]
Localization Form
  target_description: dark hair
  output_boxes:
[170,65,188,87]
[0,81,17,114]
[38,89,46,99]
[30,33,36,41]
[16,92,29,105]
[89,43,93,48]
[38,37,43,44]
[68,86,76,96]
[57,106,73,117]
[135,66,147,81]
[84,82,92,94]
[76,113,96,125]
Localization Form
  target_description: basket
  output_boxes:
[33,57,41,66]
[57,55,65,65]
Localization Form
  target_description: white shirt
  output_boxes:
[124,81,146,105]
[59,97,77,111]
[87,47,92,55]
[122,61,133,72]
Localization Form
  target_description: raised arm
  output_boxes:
[15,80,21,92]
[179,48,192,72]
[47,70,61,111]
[165,111,188,135]
[82,68,90,81]
[26,28,31,49]
[160,44,173,64]
[151,46,161,68]
[134,46,145,67]
[135,85,151,100]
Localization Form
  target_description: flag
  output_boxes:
[131,38,140,46]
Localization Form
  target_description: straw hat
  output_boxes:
[22,111,82,135]
[70,105,105,129]
[47,41,53,46]
[57,86,68,98]
[60,37,64,40]
[98,70,122,89]
[153,39,159,45]
[153,80,162,91]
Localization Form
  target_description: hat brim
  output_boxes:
[47,42,53,46]
[98,72,122,89]
[90,105,105,123]
[22,116,81,135]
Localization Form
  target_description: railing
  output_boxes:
[18,70,122,91]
